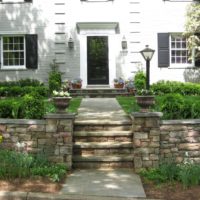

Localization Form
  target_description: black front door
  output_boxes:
[87,36,109,85]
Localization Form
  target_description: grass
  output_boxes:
[45,97,82,114]
[117,95,200,116]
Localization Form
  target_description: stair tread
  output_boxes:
[75,119,131,125]
[73,155,133,162]
[74,130,132,137]
[74,141,132,148]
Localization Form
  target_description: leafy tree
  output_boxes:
[184,1,200,60]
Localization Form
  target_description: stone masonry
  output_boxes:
[160,119,200,164]
[131,112,163,169]
[0,113,75,170]
[0,112,200,170]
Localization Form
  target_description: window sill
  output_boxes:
[168,64,194,69]
[1,66,27,71]
[0,2,32,4]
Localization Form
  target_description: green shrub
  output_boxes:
[191,101,200,118]
[151,80,200,95]
[0,150,67,182]
[0,79,43,87]
[48,61,62,94]
[161,93,184,119]
[139,160,200,188]
[21,92,45,119]
[178,164,200,188]
[134,71,146,90]
[0,99,22,118]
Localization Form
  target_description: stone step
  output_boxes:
[73,148,133,156]
[75,119,131,125]
[70,88,130,98]
[73,162,133,169]
[73,155,133,162]
[74,130,133,137]
[74,141,132,149]
[74,124,132,132]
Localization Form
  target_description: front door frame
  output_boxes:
[87,36,109,85]
[79,30,117,87]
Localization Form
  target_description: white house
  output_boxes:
[0,0,199,87]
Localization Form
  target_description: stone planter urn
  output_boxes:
[135,96,155,112]
[114,83,124,89]
[52,97,72,113]
[71,83,82,89]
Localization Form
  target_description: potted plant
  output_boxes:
[71,78,82,89]
[114,77,125,88]
[135,89,155,112]
[52,90,72,113]
[125,79,136,95]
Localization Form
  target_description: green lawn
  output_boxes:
[116,95,200,119]
[45,97,82,114]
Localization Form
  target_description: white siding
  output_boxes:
[0,0,197,84]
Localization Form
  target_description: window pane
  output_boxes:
[176,57,181,63]
[172,50,175,56]
[176,42,181,48]
[171,57,175,63]
[2,36,25,67]
[3,59,9,66]
[20,59,24,65]
[176,51,181,56]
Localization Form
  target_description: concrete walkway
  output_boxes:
[75,98,131,124]
[61,169,146,198]
[61,98,146,199]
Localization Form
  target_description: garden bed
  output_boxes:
[143,179,200,200]
[0,177,63,193]
[0,177,200,199]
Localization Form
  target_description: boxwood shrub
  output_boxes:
[151,80,200,96]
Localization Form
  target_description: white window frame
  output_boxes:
[169,33,194,68]
[0,0,32,3]
[0,35,26,70]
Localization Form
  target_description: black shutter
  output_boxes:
[158,33,170,68]
[195,49,200,67]
[26,34,38,69]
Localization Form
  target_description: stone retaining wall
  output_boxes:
[0,113,75,169]
[1,112,200,170]
[160,119,200,164]
[132,112,200,169]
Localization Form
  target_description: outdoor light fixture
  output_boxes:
[121,36,127,50]
[68,37,74,49]
[140,45,155,90]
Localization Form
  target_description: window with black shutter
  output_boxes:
[158,33,196,68]
[0,34,38,70]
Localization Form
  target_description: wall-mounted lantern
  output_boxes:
[68,37,74,49]
[121,36,127,50]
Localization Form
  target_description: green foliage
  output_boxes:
[0,79,43,87]
[160,93,184,119]
[139,160,200,188]
[151,80,200,96]
[134,71,146,90]
[48,60,62,94]
[21,92,45,119]
[191,101,200,118]
[0,99,22,119]
[0,86,49,97]
[184,2,200,60]
[0,150,67,182]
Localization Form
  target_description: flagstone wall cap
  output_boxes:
[162,119,200,125]
[44,113,76,119]
[0,118,45,125]
[131,112,163,118]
